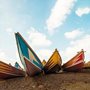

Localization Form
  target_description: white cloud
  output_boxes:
[27,27,53,62]
[6,28,13,33]
[76,7,90,17]
[0,50,23,67]
[62,34,90,63]
[5,28,13,35]
[64,29,84,39]
[37,49,52,61]
[0,51,6,59]
[46,0,76,34]
[27,27,52,48]
[0,50,9,64]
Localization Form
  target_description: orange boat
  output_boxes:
[44,49,62,74]
[0,61,25,79]
[83,61,90,69]
[62,50,85,72]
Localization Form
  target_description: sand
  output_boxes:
[0,70,90,90]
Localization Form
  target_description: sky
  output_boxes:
[0,0,90,67]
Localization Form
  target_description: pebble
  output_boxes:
[38,85,44,88]
[32,85,36,88]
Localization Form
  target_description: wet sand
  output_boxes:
[0,70,90,90]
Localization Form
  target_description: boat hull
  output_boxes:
[0,72,24,79]
[24,58,42,76]
[63,61,84,72]
[44,64,61,74]
[62,50,85,72]
[83,61,90,69]
[0,61,25,79]
[44,49,62,74]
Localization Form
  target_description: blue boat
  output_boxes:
[15,32,43,76]
[14,62,22,70]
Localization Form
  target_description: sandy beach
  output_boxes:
[0,70,90,90]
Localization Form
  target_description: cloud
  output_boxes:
[76,7,90,17]
[27,27,52,48]
[64,29,84,39]
[5,28,13,35]
[0,50,9,64]
[6,28,13,33]
[46,0,76,34]
[27,27,53,62]
[0,0,31,32]
[37,49,52,61]
[0,51,6,59]
[62,34,90,63]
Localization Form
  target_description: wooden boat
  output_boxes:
[62,50,85,72]
[14,62,23,70]
[0,61,25,79]
[43,49,62,74]
[83,61,90,69]
[42,60,46,67]
[15,32,43,76]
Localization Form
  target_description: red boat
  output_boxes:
[0,61,25,79]
[62,50,85,72]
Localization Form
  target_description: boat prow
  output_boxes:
[44,49,62,74]
[42,60,46,67]
[62,49,85,72]
[15,32,43,76]
[24,57,42,76]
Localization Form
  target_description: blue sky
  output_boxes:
[0,0,90,66]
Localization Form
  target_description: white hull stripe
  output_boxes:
[66,60,84,69]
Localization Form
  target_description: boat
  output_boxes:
[43,49,62,74]
[62,49,85,72]
[15,32,43,76]
[0,61,25,79]
[42,60,46,67]
[14,62,23,70]
[83,61,90,69]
